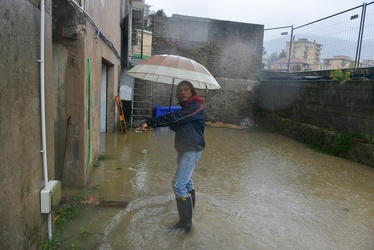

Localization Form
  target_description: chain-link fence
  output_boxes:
[263,1,374,72]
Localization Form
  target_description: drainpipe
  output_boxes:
[128,4,133,67]
[38,0,53,240]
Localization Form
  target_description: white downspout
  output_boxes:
[38,0,53,240]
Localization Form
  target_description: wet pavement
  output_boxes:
[60,126,374,250]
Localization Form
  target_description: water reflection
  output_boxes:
[61,126,374,250]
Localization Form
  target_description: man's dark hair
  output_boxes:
[176,80,197,96]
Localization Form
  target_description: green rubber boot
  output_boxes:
[173,195,193,232]
[188,189,195,209]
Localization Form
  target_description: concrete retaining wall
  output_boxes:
[257,80,374,136]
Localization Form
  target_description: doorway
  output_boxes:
[100,63,108,133]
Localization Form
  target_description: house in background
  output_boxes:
[361,59,374,67]
[132,28,152,59]
[271,58,309,72]
[323,55,355,69]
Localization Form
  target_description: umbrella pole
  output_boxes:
[168,78,175,113]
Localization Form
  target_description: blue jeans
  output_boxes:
[172,151,202,198]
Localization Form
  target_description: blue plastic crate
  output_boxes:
[156,105,181,117]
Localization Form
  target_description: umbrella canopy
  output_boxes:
[126,54,221,90]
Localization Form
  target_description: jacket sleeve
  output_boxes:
[147,101,203,128]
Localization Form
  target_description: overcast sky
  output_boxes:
[145,0,367,28]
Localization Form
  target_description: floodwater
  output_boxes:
[61,126,374,250]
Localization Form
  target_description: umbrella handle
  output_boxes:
[168,78,175,113]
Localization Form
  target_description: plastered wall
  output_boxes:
[0,1,54,249]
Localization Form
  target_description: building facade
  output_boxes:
[132,29,153,59]
[323,55,355,70]
[0,0,124,248]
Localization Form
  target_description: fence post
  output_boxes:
[287,26,294,73]
[354,3,367,69]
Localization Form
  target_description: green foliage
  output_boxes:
[80,227,92,239]
[331,133,354,155]
[362,134,373,144]
[42,204,81,250]
[307,143,328,154]
[41,187,100,250]
[71,240,84,250]
[293,119,304,124]
[42,234,60,250]
[329,68,351,82]
[319,126,331,132]
[292,64,301,72]
[266,52,279,69]
[147,9,167,31]
[98,154,108,160]
[55,205,80,230]
[270,112,280,119]
[72,193,86,201]
[262,46,267,57]
[278,49,287,58]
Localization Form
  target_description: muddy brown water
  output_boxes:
[61,126,374,250]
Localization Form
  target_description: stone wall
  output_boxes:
[152,14,264,80]
[257,80,374,136]
[144,14,264,125]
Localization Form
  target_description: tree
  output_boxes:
[147,9,167,31]
[267,52,279,69]
[262,47,268,69]
[292,64,301,72]
[278,49,287,59]
[262,47,267,57]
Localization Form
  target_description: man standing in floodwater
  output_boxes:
[136,80,205,232]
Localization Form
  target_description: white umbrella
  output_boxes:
[127,54,221,111]
[126,54,221,90]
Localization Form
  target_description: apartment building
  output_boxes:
[285,38,323,71]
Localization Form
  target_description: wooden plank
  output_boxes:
[98,200,128,208]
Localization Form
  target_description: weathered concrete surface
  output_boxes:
[0,1,54,249]
[257,80,374,136]
[52,0,122,187]
[152,14,264,80]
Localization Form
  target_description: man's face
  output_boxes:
[177,84,192,102]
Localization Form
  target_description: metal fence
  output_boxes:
[263,1,374,72]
